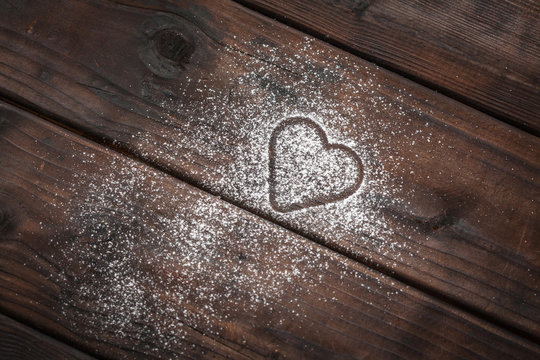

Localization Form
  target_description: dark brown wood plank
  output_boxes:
[0,313,96,360]
[235,0,540,134]
[1,102,539,359]
[0,0,539,340]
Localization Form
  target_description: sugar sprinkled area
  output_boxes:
[51,35,430,355]
[53,154,397,355]
[134,36,427,266]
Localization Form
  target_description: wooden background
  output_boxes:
[0,0,538,359]
[236,0,540,134]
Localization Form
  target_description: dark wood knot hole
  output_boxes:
[154,29,194,64]
[0,205,17,235]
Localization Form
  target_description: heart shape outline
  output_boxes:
[269,117,363,212]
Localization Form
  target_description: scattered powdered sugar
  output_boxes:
[50,34,437,355]
[269,117,363,212]
[52,152,402,356]
[133,36,426,267]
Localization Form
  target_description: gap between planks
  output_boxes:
[0,313,98,360]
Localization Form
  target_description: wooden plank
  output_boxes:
[0,313,96,360]
[0,102,539,360]
[0,0,539,339]
[235,0,540,134]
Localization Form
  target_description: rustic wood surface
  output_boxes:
[0,0,538,341]
[0,314,96,360]
[235,0,540,134]
[1,101,539,359]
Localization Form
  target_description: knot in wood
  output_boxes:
[154,29,193,64]
[0,203,17,235]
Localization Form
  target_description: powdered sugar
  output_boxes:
[52,153,394,356]
[133,36,418,267]
[51,34,424,355]
[269,117,363,212]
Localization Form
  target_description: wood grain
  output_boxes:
[1,101,539,359]
[0,0,539,340]
[0,314,96,360]
[235,0,540,134]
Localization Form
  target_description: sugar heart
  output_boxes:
[269,117,363,212]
